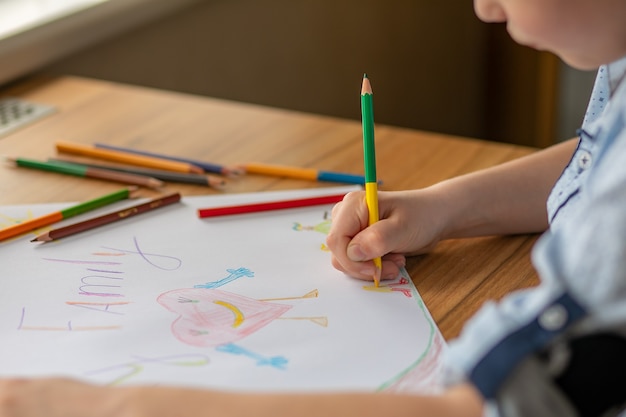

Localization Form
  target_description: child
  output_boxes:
[328,1,626,416]
[0,0,624,416]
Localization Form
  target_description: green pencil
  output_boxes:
[360,74,381,286]
[0,187,137,241]
[7,157,163,189]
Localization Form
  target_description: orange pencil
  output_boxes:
[0,187,136,242]
[242,162,366,184]
[55,141,204,174]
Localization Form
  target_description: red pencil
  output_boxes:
[31,193,181,242]
[197,193,346,218]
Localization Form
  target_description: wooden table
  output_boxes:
[0,76,540,340]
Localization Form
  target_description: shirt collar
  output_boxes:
[607,56,626,96]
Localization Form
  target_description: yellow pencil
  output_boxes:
[55,140,204,174]
[361,74,381,287]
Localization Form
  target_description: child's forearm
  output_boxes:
[126,383,484,417]
[433,138,578,239]
[0,378,483,417]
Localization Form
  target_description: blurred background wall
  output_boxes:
[16,0,595,147]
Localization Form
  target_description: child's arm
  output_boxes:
[327,138,578,281]
[433,138,578,239]
[0,377,485,417]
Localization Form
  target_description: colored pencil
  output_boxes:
[31,192,181,242]
[7,157,164,189]
[55,140,204,174]
[47,158,226,190]
[198,193,346,218]
[93,143,243,177]
[241,162,367,185]
[361,74,381,287]
[0,187,136,242]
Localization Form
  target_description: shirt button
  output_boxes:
[578,151,592,170]
[538,304,568,331]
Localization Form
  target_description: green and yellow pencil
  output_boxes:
[360,74,381,287]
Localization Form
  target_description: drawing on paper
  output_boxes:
[293,211,333,251]
[158,276,328,369]
[158,288,280,347]
[364,271,445,393]
[158,287,327,348]
[0,211,35,228]
[1,188,444,393]
[17,307,121,331]
[292,219,331,235]
[363,276,414,298]
[215,343,289,369]
[379,329,445,394]
[194,267,255,289]
[86,353,212,386]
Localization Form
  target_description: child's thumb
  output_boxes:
[346,221,398,262]
[347,243,369,261]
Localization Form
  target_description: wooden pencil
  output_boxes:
[0,187,137,242]
[361,74,381,287]
[31,192,182,242]
[55,140,204,174]
[7,157,164,189]
[198,193,346,218]
[48,158,226,190]
[93,143,244,177]
[241,162,367,185]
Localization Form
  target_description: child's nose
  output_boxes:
[473,0,507,23]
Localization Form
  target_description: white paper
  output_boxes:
[0,186,445,393]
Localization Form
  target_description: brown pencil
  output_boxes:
[31,192,182,242]
[83,166,164,189]
[48,158,226,190]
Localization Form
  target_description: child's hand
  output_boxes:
[326,189,446,281]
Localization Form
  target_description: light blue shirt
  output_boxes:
[443,56,626,417]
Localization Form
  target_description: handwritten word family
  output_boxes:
[18,236,182,332]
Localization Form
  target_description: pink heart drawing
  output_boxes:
[157,288,292,347]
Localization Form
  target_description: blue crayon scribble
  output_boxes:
[194,267,254,289]
[216,343,288,369]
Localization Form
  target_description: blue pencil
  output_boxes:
[242,162,368,185]
[93,143,243,177]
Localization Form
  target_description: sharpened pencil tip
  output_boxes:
[222,165,246,177]
[128,186,141,198]
[361,75,373,95]
[148,179,166,189]
[207,175,227,190]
